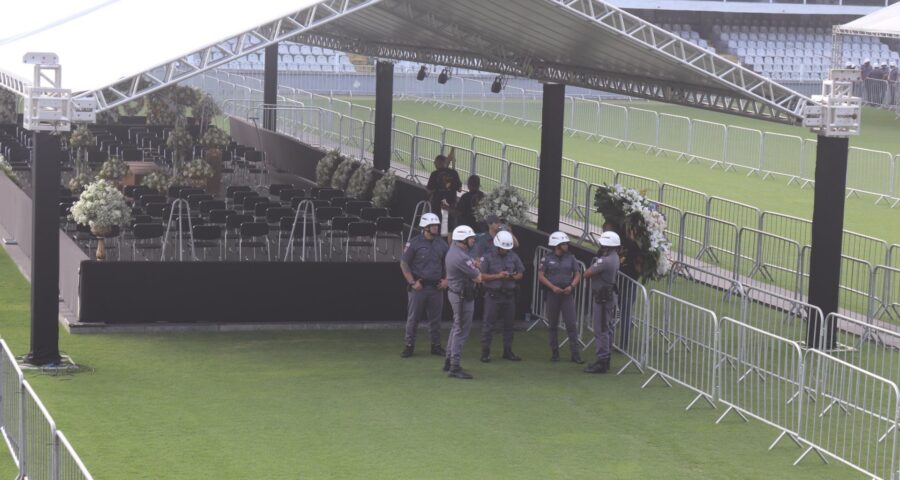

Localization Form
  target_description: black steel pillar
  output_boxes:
[263,43,278,131]
[26,132,61,366]
[806,135,849,349]
[538,83,565,233]
[373,60,394,172]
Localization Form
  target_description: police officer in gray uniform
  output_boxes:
[400,213,449,358]
[479,231,525,363]
[444,225,483,379]
[583,231,621,374]
[538,232,584,364]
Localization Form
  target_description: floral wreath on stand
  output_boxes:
[346,163,378,201]
[96,156,130,182]
[594,184,671,282]
[371,170,396,209]
[194,94,223,135]
[331,159,360,190]
[315,150,345,187]
[166,126,194,169]
[476,185,529,225]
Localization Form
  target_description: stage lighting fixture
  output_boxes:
[491,76,504,94]
[416,66,427,81]
[437,68,450,84]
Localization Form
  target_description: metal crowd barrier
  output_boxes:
[0,340,93,479]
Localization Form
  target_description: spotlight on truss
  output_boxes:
[437,68,450,85]
[416,66,427,81]
[491,75,504,94]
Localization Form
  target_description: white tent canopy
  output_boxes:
[834,2,900,39]
[0,0,822,126]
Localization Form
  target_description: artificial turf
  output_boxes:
[0,248,859,479]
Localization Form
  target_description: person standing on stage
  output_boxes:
[478,231,525,363]
[444,225,482,379]
[400,213,449,358]
[583,231,621,374]
[537,231,584,364]
[425,154,462,231]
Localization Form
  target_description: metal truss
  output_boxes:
[69,0,384,111]
[300,31,812,125]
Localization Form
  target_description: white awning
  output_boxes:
[834,3,900,39]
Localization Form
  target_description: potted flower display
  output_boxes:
[476,185,530,226]
[69,179,132,260]
[199,125,229,194]
[180,158,213,190]
[140,171,171,193]
[96,156,130,185]
[315,150,344,187]
[372,170,397,209]
[346,163,378,200]
[331,159,360,190]
[166,126,194,169]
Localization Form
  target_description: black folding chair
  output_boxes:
[191,225,223,260]
[131,223,165,261]
[345,222,377,262]
[224,213,253,254]
[345,200,373,217]
[375,217,406,260]
[199,200,227,217]
[238,222,270,261]
[360,207,389,223]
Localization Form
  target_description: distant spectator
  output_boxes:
[457,175,485,232]
[425,153,462,230]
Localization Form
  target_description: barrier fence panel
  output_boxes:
[22,381,56,480]
[798,254,873,323]
[614,172,661,201]
[796,349,899,480]
[560,175,586,232]
[562,157,578,177]
[872,266,900,328]
[665,263,744,322]
[473,153,506,192]
[363,122,375,161]
[659,183,708,216]
[742,285,823,346]
[390,130,414,175]
[624,107,659,152]
[689,120,727,166]
[597,102,628,144]
[442,129,474,160]
[416,121,443,143]
[0,340,21,469]
[847,147,894,197]
[707,197,761,232]
[472,135,504,161]
[503,145,539,168]
[56,431,93,480]
[736,227,804,296]
[826,312,900,399]
[798,138,817,188]
[717,317,804,450]
[412,137,442,184]
[611,272,650,374]
[570,98,601,138]
[654,203,684,257]
[679,212,739,278]
[507,162,540,212]
[725,125,763,173]
[760,212,812,251]
[392,115,417,136]
[760,132,803,181]
[643,290,719,410]
[842,230,889,270]
[339,116,365,157]
[657,113,691,158]
[575,163,615,189]
[582,184,607,243]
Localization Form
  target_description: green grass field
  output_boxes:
[341,97,900,245]
[0,248,862,479]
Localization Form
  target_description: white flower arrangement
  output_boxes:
[315,150,344,187]
[199,125,230,149]
[331,159,360,190]
[96,156,130,181]
[371,170,397,209]
[166,126,194,154]
[0,89,16,124]
[140,171,172,193]
[346,163,378,200]
[68,125,95,151]
[476,185,529,225]
[69,179,132,229]
[68,172,93,194]
[180,158,213,180]
[594,183,671,281]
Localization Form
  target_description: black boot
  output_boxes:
[550,348,560,362]
[600,357,610,373]
[480,348,492,363]
[502,349,522,361]
[431,344,446,356]
[448,366,473,379]
[571,351,584,365]
[442,358,451,372]
[584,357,609,374]
[401,344,414,358]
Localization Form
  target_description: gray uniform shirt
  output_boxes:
[539,251,578,288]
[470,232,494,259]
[587,251,620,291]
[446,244,481,293]
[402,234,449,281]
[480,249,525,290]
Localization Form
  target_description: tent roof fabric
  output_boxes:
[0,0,816,125]
[835,3,900,39]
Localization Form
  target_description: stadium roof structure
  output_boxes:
[0,0,820,126]
[834,2,900,40]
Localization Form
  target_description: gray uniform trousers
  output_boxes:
[446,291,475,368]
[545,291,579,352]
[404,287,443,346]
[593,294,617,361]
[481,291,515,351]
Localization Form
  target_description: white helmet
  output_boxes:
[548,231,570,247]
[493,231,515,250]
[419,213,440,227]
[864,58,871,64]
[599,231,621,247]
[451,225,476,241]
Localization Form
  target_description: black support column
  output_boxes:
[537,83,565,233]
[26,132,61,366]
[806,135,849,349]
[373,60,394,172]
[263,43,278,131]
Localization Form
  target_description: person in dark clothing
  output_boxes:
[425,154,462,231]
[457,175,485,232]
